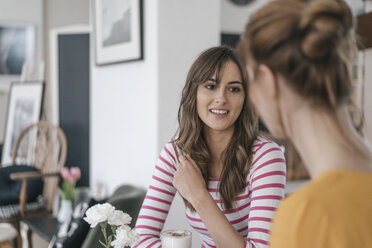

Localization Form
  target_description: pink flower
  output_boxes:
[59,167,81,200]
[61,167,74,184]
[61,167,71,180]
[70,167,81,181]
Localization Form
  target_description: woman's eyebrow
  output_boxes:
[206,79,243,85]
[228,81,243,85]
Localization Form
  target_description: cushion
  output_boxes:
[0,165,44,206]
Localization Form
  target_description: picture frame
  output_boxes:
[94,0,143,65]
[0,22,35,75]
[1,81,44,166]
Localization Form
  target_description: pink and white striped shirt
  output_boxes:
[134,136,286,248]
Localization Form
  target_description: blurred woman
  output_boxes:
[133,46,286,248]
[238,0,372,247]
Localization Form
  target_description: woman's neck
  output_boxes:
[203,126,234,170]
[285,104,372,179]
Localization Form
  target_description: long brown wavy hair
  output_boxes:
[175,46,258,211]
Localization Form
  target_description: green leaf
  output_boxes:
[59,179,78,200]
[57,188,66,200]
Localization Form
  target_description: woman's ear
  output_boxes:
[257,64,278,98]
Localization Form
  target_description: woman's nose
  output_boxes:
[215,88,227,104]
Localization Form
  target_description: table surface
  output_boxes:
[22,216,60,241]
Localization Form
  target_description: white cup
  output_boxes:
[160,229,192,248]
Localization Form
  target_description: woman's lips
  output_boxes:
[209,109,229,117]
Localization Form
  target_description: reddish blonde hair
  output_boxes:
[238,0,356,108]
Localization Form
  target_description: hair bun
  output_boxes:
[299,0,353,60]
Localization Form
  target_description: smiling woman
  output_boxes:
[196,60,245,136]
[133,46,286,248]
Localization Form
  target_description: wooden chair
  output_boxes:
[0,121,67,248]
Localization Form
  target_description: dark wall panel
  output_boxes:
[58,34,90,187]
[221,33,240,48]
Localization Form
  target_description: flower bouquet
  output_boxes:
[84,203,139,248]
[58,167,81,201]
[57,167,81,222]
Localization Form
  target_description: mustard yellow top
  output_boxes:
[270,169,372,248]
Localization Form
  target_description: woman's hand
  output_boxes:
[173,155,207,205]
[174,155,245,248]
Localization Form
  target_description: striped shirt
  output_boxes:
[134,136,286,248]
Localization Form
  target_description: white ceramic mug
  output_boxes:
[160,229,192,248]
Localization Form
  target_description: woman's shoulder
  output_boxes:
[155,139,180,171]
[161,138,180,161]
[252,135,283,153]
[273,181,327,227]
[163,138,180,150]
[248,135,286,178]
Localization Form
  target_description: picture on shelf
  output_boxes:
[1,81,44,166]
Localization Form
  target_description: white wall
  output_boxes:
[0,0,43,143]
[91,0,159,193]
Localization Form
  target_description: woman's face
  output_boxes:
[196,60,245,134]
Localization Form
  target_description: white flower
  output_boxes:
[111,225,140,248]
[84,203,138,247]
[108,210,132,226]
[83,203,115,228]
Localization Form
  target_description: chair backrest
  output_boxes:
[11,121,68,210]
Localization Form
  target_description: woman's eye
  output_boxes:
[205,84,216,90]
[229,87,241,92]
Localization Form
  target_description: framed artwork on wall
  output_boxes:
[94,0,143,65]
[0,22,35,75]
[1,81,44,166]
